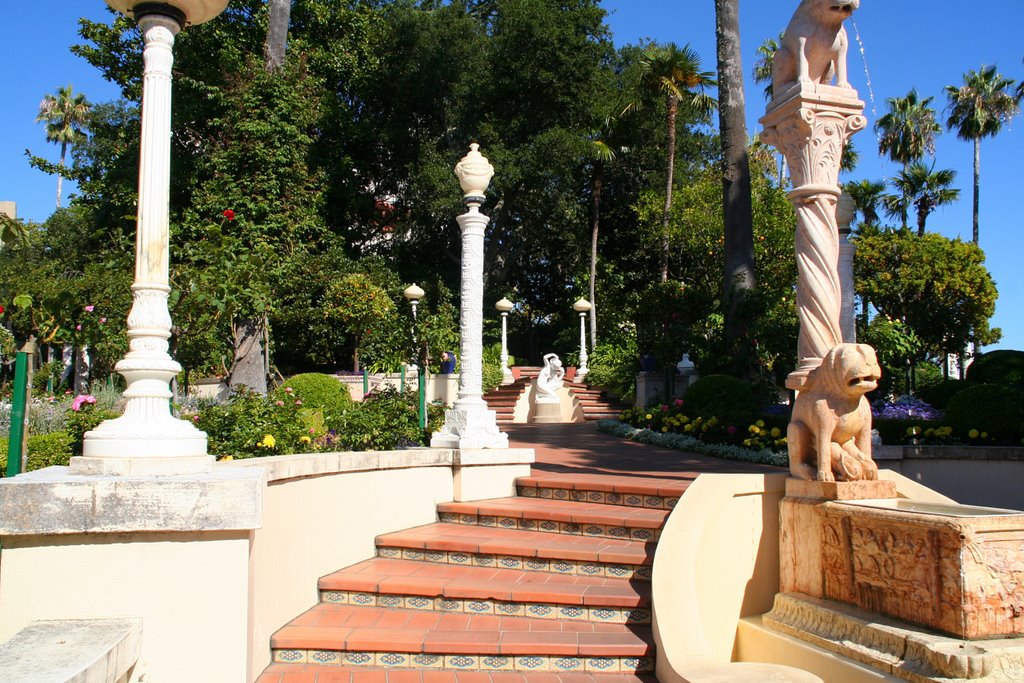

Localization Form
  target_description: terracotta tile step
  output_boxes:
[318,559,650,621]
[437,499,666,542]
[515,476,687,510]
[258,664,657,683]
[375,524,653,581]
[270,605,654,672]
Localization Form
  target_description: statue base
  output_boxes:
[532,401,562,424]
[430,403,508,449]
[781,478,1024,640]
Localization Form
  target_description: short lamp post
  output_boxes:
[573,298,592,383]
[403,283,427,430]
[74,0,228,476]
[496,297,514,385]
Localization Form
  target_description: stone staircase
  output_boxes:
[257,473,689,683]
[482,369,627,424]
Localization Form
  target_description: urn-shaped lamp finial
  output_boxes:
[455,143,494,202]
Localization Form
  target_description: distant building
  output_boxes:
[0,202,15,219]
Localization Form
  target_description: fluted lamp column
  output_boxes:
[74,0,228,476]
[496,297,514,385]
[403,283,427,430]
[431,144,508,449]
[573,298,591,382]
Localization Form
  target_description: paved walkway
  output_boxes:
[505,423,784,481]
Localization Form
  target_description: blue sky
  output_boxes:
[2,1,1023,349]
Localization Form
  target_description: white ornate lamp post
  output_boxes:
[73,0,228,476]
[431,144,508,449]
[496,297,514,385]
[572,298,592,382]
[403,283,427,430]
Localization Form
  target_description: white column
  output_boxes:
[499,311,513,385]
[577,312,589,382]
[431,145,507,449]
[74,13,210,476]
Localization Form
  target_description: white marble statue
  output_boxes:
[535,353,564,404]
[772,0,859,96]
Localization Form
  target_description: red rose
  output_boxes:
[0,305,5,314]
[223,209,236,221]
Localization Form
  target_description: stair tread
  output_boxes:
[377,524,654,565]
[273,605,653,655]
[259,664,658,682]
[516,475,689,498]
[438,499,668,529]
[320,559,650,607]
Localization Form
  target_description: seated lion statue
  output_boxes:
[788,343,881,482]
[772,0,860,96]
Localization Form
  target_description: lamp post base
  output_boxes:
[74,414,211,476]
[430,405,508,449]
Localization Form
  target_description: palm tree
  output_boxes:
[586,117,622,350]
[875,90,942,170]
[843,179,886,227]
[715,0,755,340]
[883,163,961,236]
[752,34,783,102]
[265,0,291,72]
[624,43,716,281]
[36,85,91,209]
[945,65,1021,244]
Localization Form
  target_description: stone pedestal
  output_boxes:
[532,401,562,424]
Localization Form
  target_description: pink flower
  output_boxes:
[71,395,97,411]
[84,305,95,312]
[76,324,82,331]
[295,400,303,406]
[661,405,670,412]
[223,209,235,221]
[284,387,293,393]
[99,318,107,324]
[192,415,199,422]
[275,401,285,407]
[674,399,684,407]
[727,426,737,435]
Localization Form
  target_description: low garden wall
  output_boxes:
[0,446,534,683]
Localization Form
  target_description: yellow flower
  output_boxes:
[770,427,782,438]
[260,434,276,449]
[969,429,980,439]
[981,432,989,439]
[756,420,765,428]
[661,427,669,433]
[684,424,694,433]
[299,436,312,444]
[645,414,653,420]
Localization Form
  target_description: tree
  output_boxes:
[33,85,91,209]
[843,179,886,227]
[265,0,292,71]
[714,0,755,345]
[586,115,620,351]
[945,65,1021,244]
[624,42,716,282]
[883,163,960,236]
[751,33,782,102]
[875,90,942,169]
[854,229,1000,366]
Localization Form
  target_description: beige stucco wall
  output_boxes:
[0,530,251,682]
[879,457,1023,510]
[246,463,454,680]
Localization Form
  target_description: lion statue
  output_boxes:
[772,0,860,96]
[788,343,881,482]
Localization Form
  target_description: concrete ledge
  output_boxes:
[227,448,455,482]
[454,448,535,466]
[0,466,265,536]
[0,618,142,683]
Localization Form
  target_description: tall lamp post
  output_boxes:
[573,298,592,383]
[74,0,228,477]
[430,144,508,449]
[496,297,514,385]
[403,283,427,430]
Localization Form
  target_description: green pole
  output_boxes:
[6,350,30,477]
[418,369,427,431]
[362,370,369,397]
[400,365,406,394]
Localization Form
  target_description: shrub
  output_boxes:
[0,431,76,476]
[333,387,426,451]
[194,388,314,459]
[943,384,1024,445]
[281,373,353,418]
[584,337,638,401]
[917,379,970,409]
[966,350,1024,391]
[482,344,505,395]
[682,374,757,425]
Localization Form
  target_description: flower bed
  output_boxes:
[597,420,788,468]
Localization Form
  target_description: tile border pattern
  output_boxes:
[272,650,654,673]
[438,511,661,542]
[516,485,679,511]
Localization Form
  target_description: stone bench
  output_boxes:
[0,618,141,682]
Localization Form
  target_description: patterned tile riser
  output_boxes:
[272,650,654,673]
[375,546,653,581]
[320,590,652,624]
[438,511,661,542]
[517,486,678,511]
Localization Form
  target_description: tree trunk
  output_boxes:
[660,96,678,283]
[972,137,980,244]
[74,346,90,395]
[715,0,756,342]
[229,318,268,394]
[264,0,291,72]
[56,141,68,209]
[589,161,602,350]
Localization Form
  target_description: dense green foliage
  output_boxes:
[966,350,1024,390]
[281,373,355,417]
[0,432,77,476]
[679,374,756,425]
[943,384,1024,445]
